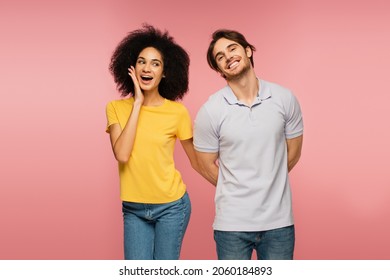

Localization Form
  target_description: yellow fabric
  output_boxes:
[106,97,193,203]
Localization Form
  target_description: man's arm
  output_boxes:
[286,135,303,172]
[195,151,219,186]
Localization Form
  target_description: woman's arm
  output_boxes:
[108,66,143,164]
[180,138,200,174]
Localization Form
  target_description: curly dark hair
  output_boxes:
[207,29,256,73]
[109,24,190,100]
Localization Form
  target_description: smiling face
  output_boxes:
[135,47,164,94]
[213,37,253,80]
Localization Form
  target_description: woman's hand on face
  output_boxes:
[128,66,144,105]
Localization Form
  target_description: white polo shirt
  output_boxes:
[194,79,303,231]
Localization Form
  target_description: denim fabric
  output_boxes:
[214,225,295,260]
[122,192,191,260]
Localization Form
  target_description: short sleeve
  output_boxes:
[194,105,219,153]
[285,93,304,139]
[176,106,193,140]
[105,101,119,133]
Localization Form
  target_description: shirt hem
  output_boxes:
[120,189,186,204]
[213,221,294,232]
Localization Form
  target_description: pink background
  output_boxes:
[1,0,389,259]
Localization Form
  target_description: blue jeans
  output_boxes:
[214,225,295,260]
[122,192,191,260]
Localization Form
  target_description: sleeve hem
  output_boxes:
[194,146,219,153]
[105,122,119,133]
[286,130,303,139]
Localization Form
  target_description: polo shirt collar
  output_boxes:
[222,78,272,105]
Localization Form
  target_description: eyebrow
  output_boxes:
[214,43,239,60]
[137,56,163,64]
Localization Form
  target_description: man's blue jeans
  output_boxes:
[122,192,191,260]
[214,225,295,260]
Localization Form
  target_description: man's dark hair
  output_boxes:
[207,29,256,72]
[109,24,190,100]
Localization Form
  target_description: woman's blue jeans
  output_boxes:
[214,225,295,260]
[122,192,191,260]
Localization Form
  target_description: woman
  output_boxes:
[106,25,198,260]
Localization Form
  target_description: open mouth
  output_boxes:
[227,60,240,70]
[141,75,153,81]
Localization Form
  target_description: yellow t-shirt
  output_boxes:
[106,97,193,203]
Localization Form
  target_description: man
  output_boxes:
[194,29,303,260]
